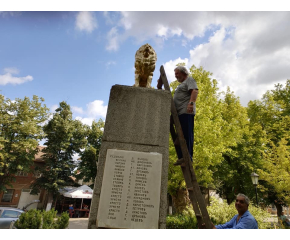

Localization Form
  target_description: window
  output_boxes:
[1,189,14,202]
[16,171,28,177]
[1,210,22,218]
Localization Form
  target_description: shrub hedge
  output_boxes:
[14,209,69,229]
[166,197,277,229]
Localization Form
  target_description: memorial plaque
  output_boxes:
[97,149,162,229]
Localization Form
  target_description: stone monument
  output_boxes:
[88,45,171,229]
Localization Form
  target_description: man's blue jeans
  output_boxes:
[176,114,194,161]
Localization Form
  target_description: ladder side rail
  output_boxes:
[169,121,203,228]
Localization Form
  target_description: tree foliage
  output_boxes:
[213,89,267,203]
[166,211,198,229]
[30,102,87,201]
[247,80,290,212]
[258,139,290,204]
[75,119,104,188]
[0,95,49,192]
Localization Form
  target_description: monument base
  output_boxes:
[88,85,171,229]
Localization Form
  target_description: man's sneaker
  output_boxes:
[173,158,184,166]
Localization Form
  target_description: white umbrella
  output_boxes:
[63,185,93,209]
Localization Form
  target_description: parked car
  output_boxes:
[0,200,40,229]
[0,207,24,229]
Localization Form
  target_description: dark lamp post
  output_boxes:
[251,172,259,206]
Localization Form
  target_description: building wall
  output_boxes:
[0,162,45,209]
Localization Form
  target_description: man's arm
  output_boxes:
[215,216,236,229]
[216,215,258,229]
[189,89,198,102]
[187,89,198,113]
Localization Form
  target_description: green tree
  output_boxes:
[213,88,267,204]
[247,80,290,215]
[75,119,104,188]
[272,80,290,116]
[30,101,87,210]
[258,139,290,213]
[0,95,49,192]
[167,65,245,212]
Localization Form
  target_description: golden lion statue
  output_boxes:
[134,43,157,88]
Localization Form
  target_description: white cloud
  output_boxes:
[71,106,84,115]
[73,100,108,126]
[50,100,107,126]
[87,100,107,118]
[75,11,97,33]
[75,117,96,126]
[4,67,19,74]
[0,68,33,85]
[110,12,290,106]
[106,27,119,51]
[116,12,220,43]
[50,104,58,113]
[184,13,290,105]
[103,11,116,25]
[157,25,168,37]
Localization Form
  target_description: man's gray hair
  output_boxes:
[174,66,189,76]
[237,193,250,205]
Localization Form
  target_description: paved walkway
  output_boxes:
[68,218,88,229]
[266,215,278,222]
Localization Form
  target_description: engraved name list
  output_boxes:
[97,149,162,229]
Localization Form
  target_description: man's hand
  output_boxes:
[187,103,194,113]
[157,78,163,89]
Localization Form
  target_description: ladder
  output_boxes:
[158,65,212,229]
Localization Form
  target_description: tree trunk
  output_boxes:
[274,201,283,217]
[45,192,53,211]
[171,189,191,214]
[53,195,58,209]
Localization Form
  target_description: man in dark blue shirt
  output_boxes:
[214,193,258,229]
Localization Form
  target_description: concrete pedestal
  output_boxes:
[88,85,171,229]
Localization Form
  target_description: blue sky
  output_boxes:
[1,9,290,127]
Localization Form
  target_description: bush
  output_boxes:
[14,209,69,229]
[166,210,198,229]
[207,197,273,229]
[167,197,275,229]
